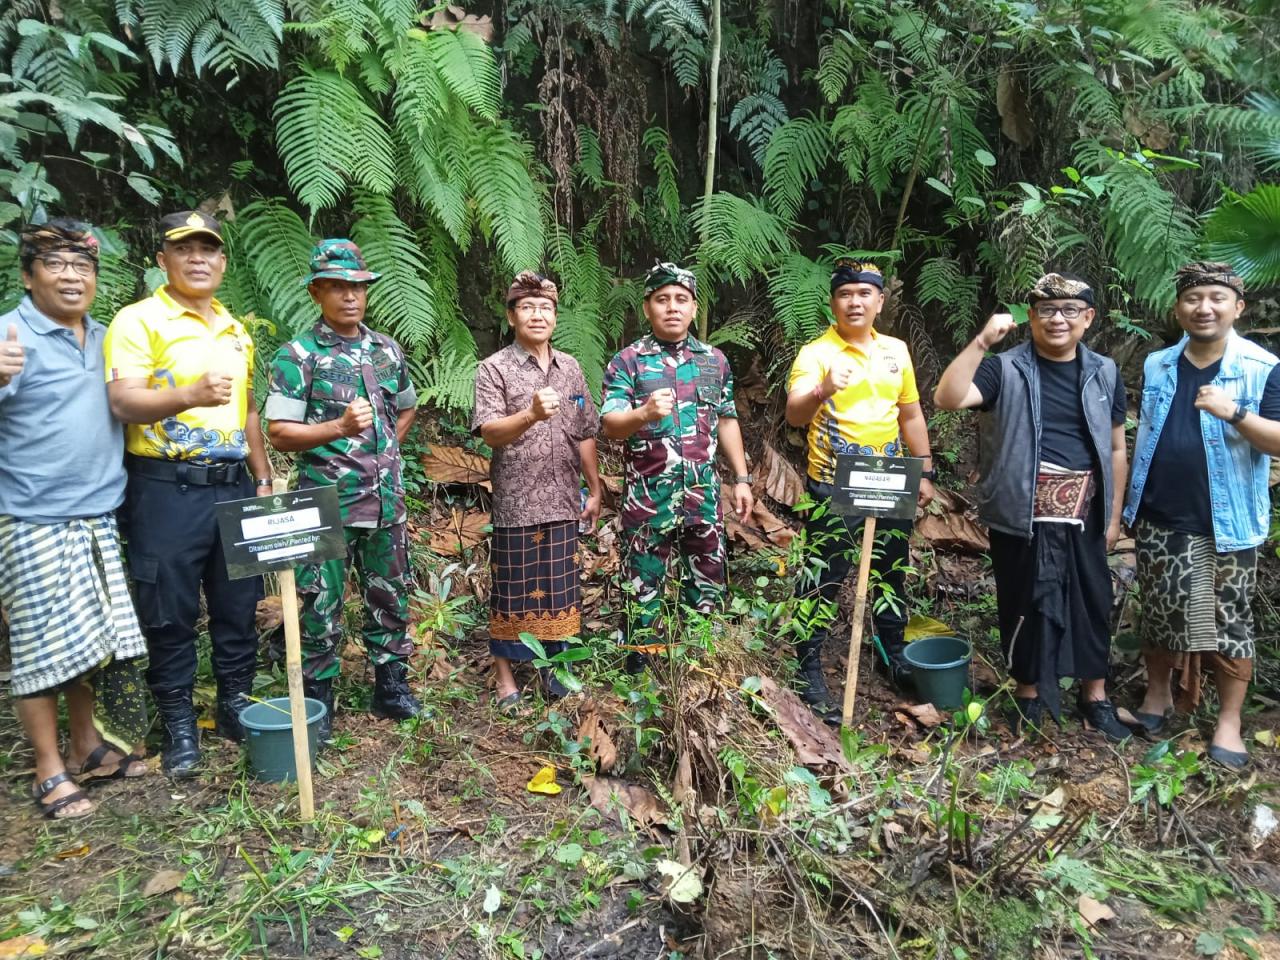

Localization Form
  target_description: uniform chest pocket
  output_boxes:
[635,377,674,439]
[311,365,360,421]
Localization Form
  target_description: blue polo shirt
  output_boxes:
[0,296,126,523]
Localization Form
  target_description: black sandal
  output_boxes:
[73,743,145,785]
[32,772,94,820]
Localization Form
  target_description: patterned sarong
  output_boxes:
[1033,463,1095,528]
[488,520,581,661]
[0,514,147,696]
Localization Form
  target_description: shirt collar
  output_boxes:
[313,319,372,347]
[635,333,711,356]
[822,324,877,357]
[155,284,234,332]
[512,340,561,368]
[17,296,94,338]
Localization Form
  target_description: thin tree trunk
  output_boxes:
[697,0,722,342]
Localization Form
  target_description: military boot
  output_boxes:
[214,669,255,743]
[155,688,201,779]
[875,631,915,693]
[303,676,335,742]
[370,660,421,721]
[795,639,840,725]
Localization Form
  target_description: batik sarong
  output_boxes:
[0,514,147,696]
[489,520,581,660]
[989,465,1110,720]
[1135,518,1256,710]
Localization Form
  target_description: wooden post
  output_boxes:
[273,479,315,822]
[840,518,878,728]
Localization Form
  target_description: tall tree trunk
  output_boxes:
[697,0,722,343]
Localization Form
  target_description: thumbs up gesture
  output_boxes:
[0,324,25,388]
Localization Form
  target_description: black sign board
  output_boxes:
[216,486,346,580]
[831,455,923,520]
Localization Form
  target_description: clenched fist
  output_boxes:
[0,324,25,388]
[531,387,561,421]
[977,312,1017,350]
[339,397,374,437]
[642,387,675,423]
[820,357,854,399]
[186,371,235,407]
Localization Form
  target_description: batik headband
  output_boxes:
[1173,261,1244,298]
[19,221,100,263]
[644,261,697,299]
[1027,273,1094,306]
[506,270,559,307]
[830,259,884,293]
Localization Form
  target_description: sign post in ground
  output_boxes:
[830,454,924,728]
[216,481,345,822]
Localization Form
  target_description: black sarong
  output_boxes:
[488,520,580,661]
[989,497,1111,720]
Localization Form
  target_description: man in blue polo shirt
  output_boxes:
[0,220,149,819]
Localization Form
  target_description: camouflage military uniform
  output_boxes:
[600,334,736,635]
[265,318,417,681]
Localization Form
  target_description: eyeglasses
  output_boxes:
[515,302,555,317]
[37,255,97,278]
[1033,303,1086,320]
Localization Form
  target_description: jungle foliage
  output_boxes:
[3,0,1280,403]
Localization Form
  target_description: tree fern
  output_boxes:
[763,115,830,220]
[227,198,316,335]
[469,121,547,273]
[350,190,437,349]
[421,25,501,122]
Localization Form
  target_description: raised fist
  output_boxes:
[978,312,1017,350]
[187,370,234,407]
[642,387,675,422]
[339,397,374,436]
[820,357,854,398]
[531,387,561,421]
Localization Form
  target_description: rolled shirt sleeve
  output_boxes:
[264,345,310,423]
[394,343,417,411]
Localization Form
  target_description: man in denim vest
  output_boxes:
[934,272,1131,740]
[1124,262,1280,769]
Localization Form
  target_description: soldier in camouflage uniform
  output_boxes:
[601,263,754,670]
[264,239,420,738]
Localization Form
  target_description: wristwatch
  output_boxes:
[1229,404,1247,424]
[920,468,937,481]
[734,474,754,485]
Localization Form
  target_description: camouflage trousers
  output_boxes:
[296,523,412,680]
[623,519,726,638]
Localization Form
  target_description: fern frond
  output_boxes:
[349,191,437,350]
[423,26,501,122]
[228,198,316,335]
[816,30,863,104]
[469,122,546,273]
[763,115,830,220]
[728,91,788,167]
[916,255,981,346]
[767,251,831,348]
[694,192,794,282]
[643,126,681,224]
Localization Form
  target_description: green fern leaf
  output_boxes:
[469,122,546,273]
[422,26,501,122]
[694,192,794,281]
[350,191,437,349]
[767,251,831,348]
[228,198,316,336]
[763,115,830,220]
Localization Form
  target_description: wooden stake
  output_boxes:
[273,479,315,822]
[840,517,878,728]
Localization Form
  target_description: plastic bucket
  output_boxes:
[903,636,972,711]
[240,697,326,783]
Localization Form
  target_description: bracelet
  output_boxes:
[811,382,827,403]
[734,474,754,485]
[255,477,273,486]
[920,469,936,481]
[1229,404,1247,424]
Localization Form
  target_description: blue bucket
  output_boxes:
[240,697,326,783]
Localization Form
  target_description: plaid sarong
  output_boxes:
[0,514,146,695]
[489,520,581,660]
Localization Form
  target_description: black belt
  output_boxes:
[127,455,246,486]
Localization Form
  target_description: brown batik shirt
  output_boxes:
[472,342,600,528]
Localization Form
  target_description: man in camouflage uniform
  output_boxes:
[264,239,420,738]
[601,263,754,670]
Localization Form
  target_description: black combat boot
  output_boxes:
[795,639,840,725]
[370,660,422,721]
[875,630,914,693]
[214,670,255,743]
[303,676,335,742]
[155,688,201,779]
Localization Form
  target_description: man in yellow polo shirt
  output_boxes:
[784,260,935,722]
[104,211,273,777]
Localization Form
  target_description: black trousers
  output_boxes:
[794,480,912,646]
[120,467,262,694]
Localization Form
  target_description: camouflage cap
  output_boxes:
[643,261,697,299]
[303,238,381,285]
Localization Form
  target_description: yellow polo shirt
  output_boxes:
[103,285,254,463]
[788,326,919,483]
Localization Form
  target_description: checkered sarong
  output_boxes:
[488,520,580,660]
[0,514,146,695]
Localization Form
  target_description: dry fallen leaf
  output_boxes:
[582,775,668,828]
[0,935,48,958]
[1077,894,1116,928]
[425,510,491,555]
[420,445,491,490]
[576,704,619,772]
[759,444,806,507]
[54,843,91,860]
[526,765,562,796]
[142,868,186,898]
[758,677,855,778]
[655,858,704,904]
[903,702,946,728]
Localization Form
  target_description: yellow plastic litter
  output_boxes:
[526,765,562,795]
[904,614,954,642]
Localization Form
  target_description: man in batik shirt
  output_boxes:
[601,262,753,671]
[265,239,420,739]
[473,271,602,711]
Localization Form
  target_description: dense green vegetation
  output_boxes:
[4,0,1280,404]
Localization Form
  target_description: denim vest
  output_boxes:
[1123,330,1277,551]
[977,342,1119,539]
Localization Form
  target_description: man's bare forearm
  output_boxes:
[108,380,195,424]
[268,418,345,453]
[480,408,537,448]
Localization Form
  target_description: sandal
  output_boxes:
[32,772,94,820]
[495,692,528,718]
[73,743,146,785]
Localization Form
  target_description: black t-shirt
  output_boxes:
[974,352,1126,471]
[1139,356,1280,535]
